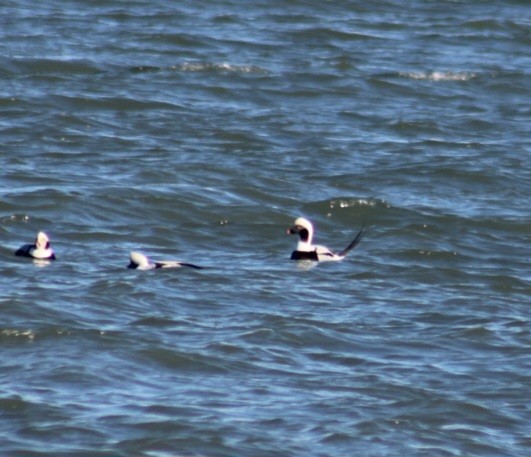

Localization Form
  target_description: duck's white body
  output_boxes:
[15,231,56,260]
[127,252,203,270]
[287,217,364,262]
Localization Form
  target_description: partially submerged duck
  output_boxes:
[15,231,56,260]
[127,251,203,270]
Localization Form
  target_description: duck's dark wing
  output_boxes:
[290,250,319,261]
[15,244,34,257]
[154,261,204,270]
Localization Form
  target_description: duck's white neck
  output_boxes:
[297,240,314,252]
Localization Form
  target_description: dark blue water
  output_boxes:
[1,1,530,456]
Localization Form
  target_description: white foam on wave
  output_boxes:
[1,329,35,339]
[131,62,269,75]
[1,214,30,223]
[329,198,390,209]
[399,71,476,81]
[177,61,268,74]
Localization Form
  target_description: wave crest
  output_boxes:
[329,198,389,209]
[131,62,268,74]
[399,71,476,81]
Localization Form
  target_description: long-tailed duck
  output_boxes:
[127,251,203,270]
[287,217,364,261]
[15,231,56,260]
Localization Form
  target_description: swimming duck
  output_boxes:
[15,231,56,260]
[286,217,364,261]
[127,251,203,270]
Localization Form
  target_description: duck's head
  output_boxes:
[286,217,314,243]
[128,251,151,269]
[35,231,51,250]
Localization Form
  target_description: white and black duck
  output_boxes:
[127,251,203,270]
[286,217,364,261]
[15,231,56,260]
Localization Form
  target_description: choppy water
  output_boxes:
[1,1,530,456]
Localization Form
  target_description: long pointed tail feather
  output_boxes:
[338,225,366,257]
[178,262,204,270]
